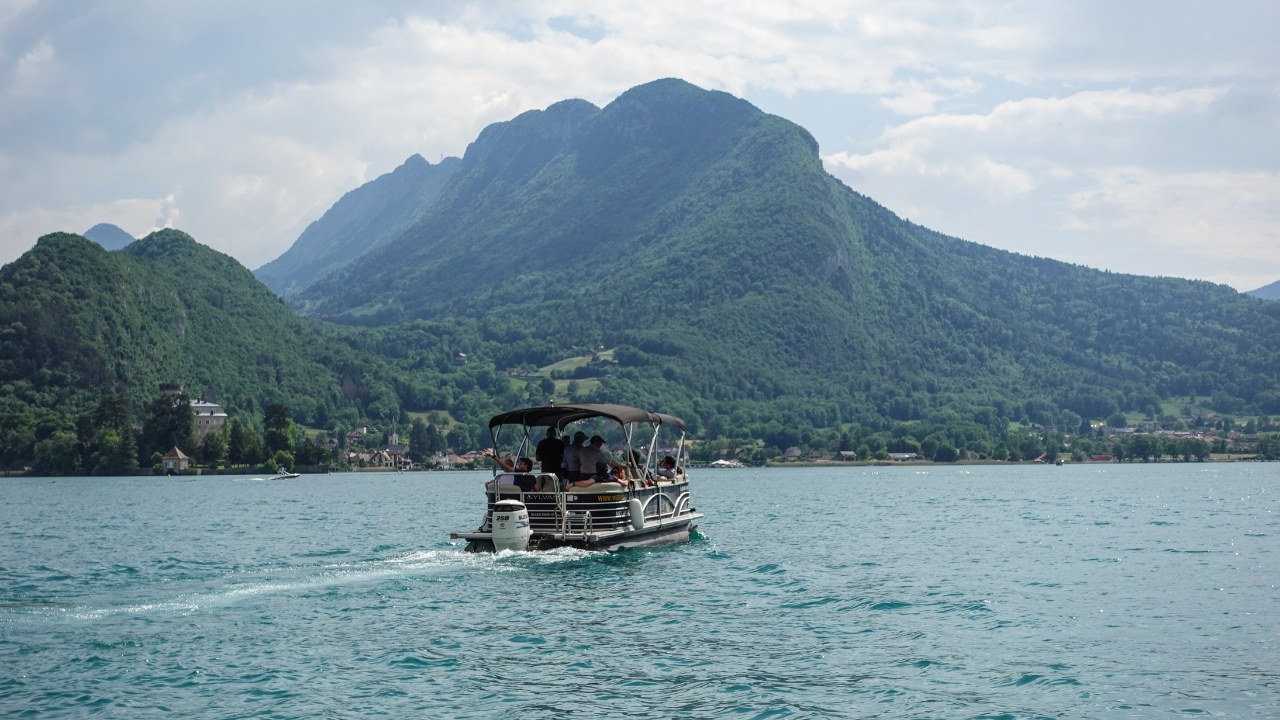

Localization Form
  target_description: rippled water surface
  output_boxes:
[2,464,1277,718]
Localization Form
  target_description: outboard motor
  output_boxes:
[491,499,531,552]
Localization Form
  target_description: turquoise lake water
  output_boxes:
[2,463,1277,718]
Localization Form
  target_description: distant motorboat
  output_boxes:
[271,467,300,480]
[709,459,745,468]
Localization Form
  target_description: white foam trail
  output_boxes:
[16,546,598,623]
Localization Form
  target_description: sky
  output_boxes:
[2,1,1278,291]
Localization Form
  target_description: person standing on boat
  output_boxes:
[535,428,564,477]
[563,431,587,484]
[578,435,623,479]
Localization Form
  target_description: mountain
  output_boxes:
[1247,279,1280,300]
[254,154,460,297]
[0,231,407,448]
[284,78,1280,429]
[294,83,811,322]
[83,222,134,250]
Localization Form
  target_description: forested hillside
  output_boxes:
[283,79,1280,440]
[0,231,408,468]
[0,230,588,472]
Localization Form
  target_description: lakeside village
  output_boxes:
[20,383,1276,477]
[138,386,1280,478]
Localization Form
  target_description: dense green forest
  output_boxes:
[4,79,1280,474]
[4,225,1277,475]
[0,231,402,471]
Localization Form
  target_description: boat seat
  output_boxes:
[487,473,559,492]
[489,474,537,492]
[565,482,625,493]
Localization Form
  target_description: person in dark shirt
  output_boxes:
[535,428,564,476]
[483,449,538,491]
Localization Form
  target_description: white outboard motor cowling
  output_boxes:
[491,499,531,552]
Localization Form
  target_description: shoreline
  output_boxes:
[5,457,1269,479]
[762,455,1268,468]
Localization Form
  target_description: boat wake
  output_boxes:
[5,547,601,624]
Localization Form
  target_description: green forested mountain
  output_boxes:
[285,78,1280,436]
[254,154,460,297]
[0,231,340,418]
[0,230,417,467]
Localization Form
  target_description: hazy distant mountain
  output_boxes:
[253,154,460,297]
[83,222,134,250]
[1246,279,1280,300]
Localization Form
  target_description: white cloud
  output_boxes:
[0,196,159,248]
[1062,167,1280,262]
[0,1,1277,289]
[10,36,53,96]
[152,193,180,233]
[822,81,1280,288]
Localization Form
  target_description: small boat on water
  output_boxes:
[709,459,745,468]
[271,467,300,480]
[451,403,703,552]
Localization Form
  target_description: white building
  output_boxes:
[190,398,228,442]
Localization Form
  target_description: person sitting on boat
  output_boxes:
[483,448,533,474]
[627,449,654,483]
[656,455,679,480]
[571,461,626,488]
[483,450,538,491]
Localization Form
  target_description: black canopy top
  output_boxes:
[487,403,686,432]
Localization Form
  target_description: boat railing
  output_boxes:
[562,509,594,537]
[632,483,692,523]
[482,473,693,539]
